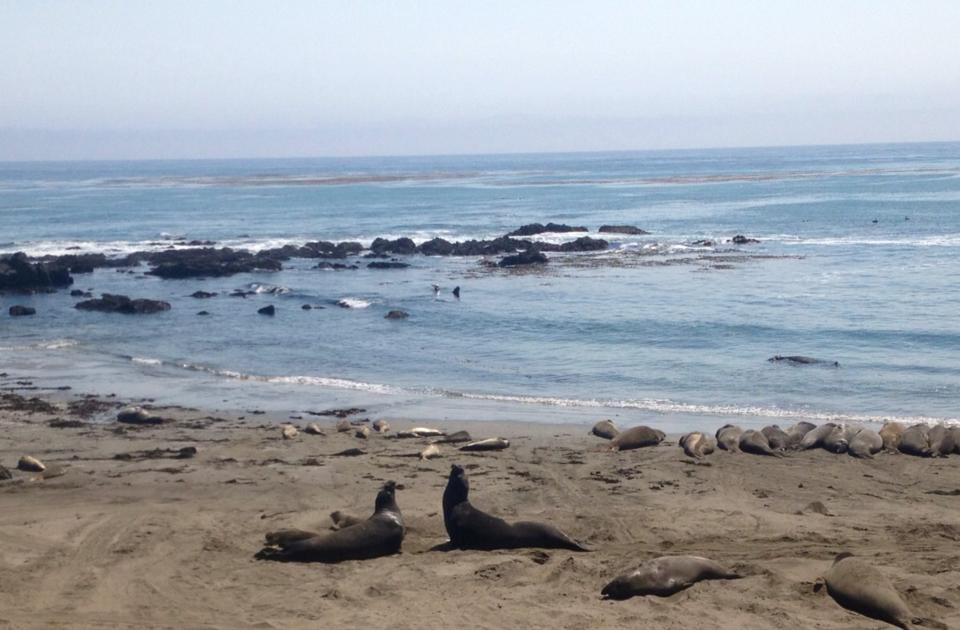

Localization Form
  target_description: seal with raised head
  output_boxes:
[761,425,790,451]
[679,432,715,459]
[601,555,742,599]
[785,421,816,448]
[591,419,619,440]
[442,464,587,551]
[715,424,743,452]
[928,424,955,457]
[898,424,932,457]
[848,428,883,459]
[879,421,906,451]
[257,481,404,562]
[607,426,664,451]
[739,429,782,457]
[816,552,919,629]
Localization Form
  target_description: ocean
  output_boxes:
[2,142,959,430]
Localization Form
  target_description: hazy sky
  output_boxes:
[2,0,959,160]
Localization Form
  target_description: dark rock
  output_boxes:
[75,294,171,314]
[598,225,650,235]
[0,464,11,480]
[498,250,549,267]
[730,235,760,244]
[258,305,276,316]
[48,418,86,428]
[419,237,455,256]
[385,310,409,319]
[145,247,282,279]
[9,305,36,317]
[302,304,312,310]
[691,239,715,247]
[190,291,218,299]
[367,261,410,269]
[452,286,460,298]
[0,252,73,292]
[70,289,93,297]
[507,223,588,237]
[370,237,418,255]
[537,236,608,252]
[768,355,839,367]
[196,310,210,316]
[451,236,531,256]
[315,262,359,270]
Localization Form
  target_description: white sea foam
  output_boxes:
[336,297,371,309]
[130,357,163,366]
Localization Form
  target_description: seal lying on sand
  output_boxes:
[785,421,816,448]
[898,425,932,457]
[816,553,920,629]
[928,424,955,457]
[716,425,743,452]
[761,425,790,451]
[442,464,587,551]
[607,426,664,451]
[679,432,715,459]
[800,423,848,453]
[880,421,906,451]
[601,555,742,599]
[257,481,404,562]
[591,419,619,440]
[739,429,782,456]
[847,427,883,459]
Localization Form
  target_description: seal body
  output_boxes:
[258,482,404,562]
[715,425,743,452]
[761,425,790,451]
[679,432,715,459]
[848,428,883,459]
[800,423,847,452]
[420,444,441,460]
[880,421,906,451]
[591,419,619,440]
[608,426,664,451]
[739,429,781,456]
[928,424,955,457]
[442,464,587,551]
[785,421,816,448]
[601,556,741,599]
[898,425,932,457]
[820,553,916,629]
[459,438,509,452]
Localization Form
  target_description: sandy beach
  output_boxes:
[0,389,957,629]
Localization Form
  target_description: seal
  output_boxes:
[715,424,743,452]
[591,419,619,440]
[432,430,472,444]
[459,438,509,452]
[679,432,715,459]
[607,426,664,451]
[761,425,790,451]
[329,510,364,530]
[420,444,441,460]
[928,424,955,457]
[822,425,850,454]
[898,424,932,457]
[442,464,587,551]
[601,555,742,599]
[847,427,883,459]
[739,429,782,456]
[257,481,404,562]
[879,421,906,452]
[815,552,919,629]
[799,423,847,453]
[785,421,816,448]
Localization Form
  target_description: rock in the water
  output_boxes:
[418,237,455,256]
[196,310,210,316]
[0,252,73,292]
[116,406,167,425]
[301,304,312,310]
[367,261,410,269]
[17,455,46,472]
[507,223,588,237]
[258,305,276,316]
[145,247,282,279]
[370,237,418,255]
[385,310,409,319]
[281,425,299,439]
[9,305,36,316]
[190,291,218,298]
[598,225,650,235]
[76,294,171,314]
[730,235,760,244]
[498,250,548,267]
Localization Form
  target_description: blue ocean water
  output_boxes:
[2,143,959,428]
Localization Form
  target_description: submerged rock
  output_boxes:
[385,310,409,319]
[367,261,410,269]
[498,250,549,267]
[190,291,218,299]
[507,223,588,237]
[258,305,276,316]
[598,225,650,235]
[9,305,36,317]
[730,235,760,244]
[76,294,171,314]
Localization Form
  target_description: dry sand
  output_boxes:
[1,391,958,629]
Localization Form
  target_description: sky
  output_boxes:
[1,0,959,160]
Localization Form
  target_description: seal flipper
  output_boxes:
[264,528,320,547]
[510,521,589,552]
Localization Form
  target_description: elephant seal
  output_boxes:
[419,444,441,460]
[952,427,960,454]
[928,424,955,457]
[679,432,715,459]
[591,419,619,440]
[257,481,404,562]
[880,421,906,452]
[816,553,919,629]
[601,555,742,599]
[739,430,782,457]
[607,426,664,451]
[761,425,790,451]
[800,423,847,453]
[442,464,587,551]
[715,424,743,452]
[822,426,850,454]
[329,511,364,530]
[459,438,509,452]
[848,428,883,459]
[768,355,839,367]
[785,421,817,448]
[432,430,472,444]
[898,425,932,457]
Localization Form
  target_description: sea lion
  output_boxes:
[442,464,587,551]
[761,425,790,451]
[608,426,664,451]
[928,424,955,457]
[420,444,441,460]
[898,424,932,457]
[591,419,619,440]
[679,432,715,459]
[952,427,960,454]
[739,429,782,456]
[715,424,743,452]
[459,438,509,452]
[258,481,404,562]
[601,555,742,599]
[848,428,883,459]
[785,421,817,448]
[880,421,906,452]
[768,355,839,367]
[816,553,919,629]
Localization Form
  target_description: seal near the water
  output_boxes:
[452,286,460,299]
[880,421,906,452]
[928,424,955,457]
[432,430,472,444]
[815,553,920,630]
[761,425,791,451]
[800,423,847,453]
[898,424,932,457]
[715,424,744,452]
[679,432,715,459]
[785,421,817,449]
[739,429,783,457]
[442,464,588,551]
[607,426,665,451]
[420,444,441,460]
[951,427,960,455]
[459,437,509,452]
[601,555,742,599]
[372,419,390,433]
[822,425,850,454]
[768,355,840,367]
[257,481,404,562]
[591,419,620,440]
[848,428,883,459]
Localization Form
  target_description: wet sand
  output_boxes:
[1,391,958,629]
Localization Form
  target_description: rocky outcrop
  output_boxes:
[0,252,73,293]
[537,236,608,252]
[370,237,418,255]
[498,250,549,267]
[9,305,36,317]
[75,294,172,314]
[315,262,358,270]
[730,235,760,244]
[418,237,455,256]
[507,223,588,237]
[598,225,650,235]
[145,248,282,279]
